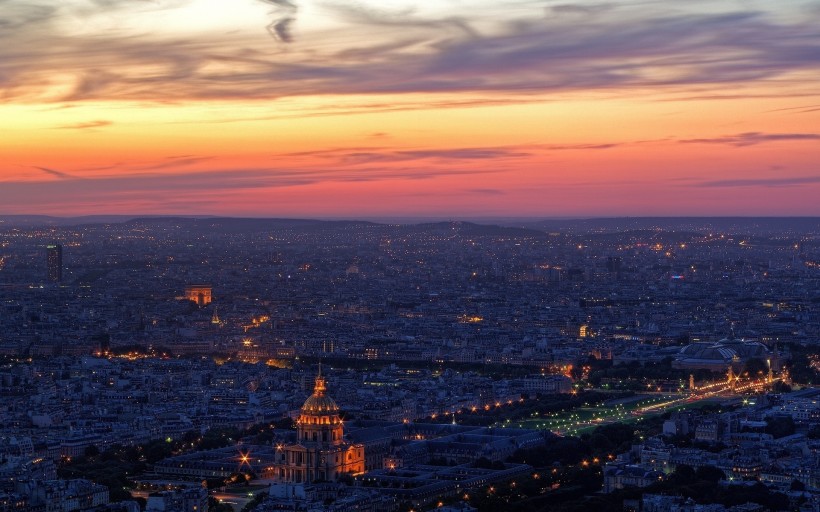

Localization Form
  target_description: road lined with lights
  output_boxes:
[505,375,780,435]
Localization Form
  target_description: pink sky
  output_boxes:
[1,0,819,217]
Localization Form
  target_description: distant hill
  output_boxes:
[121,217,381,234]
[511,217,820,235]
[401,221,547,238]
[1,215,817,236]
[0,215,198,227]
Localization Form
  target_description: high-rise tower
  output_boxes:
[46,244,63,282]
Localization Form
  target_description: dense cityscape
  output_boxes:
[4,0,820,510]
[0,216,817,512]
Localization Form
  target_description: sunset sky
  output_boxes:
[2,0,819,218]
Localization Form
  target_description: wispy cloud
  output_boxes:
[549,3,615,16]
[679,132,820,147]
[259,0,298,43]
[335,147,531,165]
[33,166,75,179]
[696,175,820,188]
[2,1,819,102]
[764,104,820,114]
[159,97,552,125]
[0,3,57,30]
[6,161,505,194]
[544,143,620,151]
[54,120,112,130]
[322,1,478,38]
[138,156,215,170]
[285,142,622,165]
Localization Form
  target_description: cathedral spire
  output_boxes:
[313,364,326,396]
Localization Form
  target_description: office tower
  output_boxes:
[606,256,622,273]
[46,244,63,282]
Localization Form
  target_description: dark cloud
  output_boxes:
[287,146,531,165]
[334,37,428,60]
[679,132,820,147]
[326,9,818,96]
[545,143,620,150]
[0,3,56,29]
[322,2,478,38]
[765,103,820,113]
[288,142,626,164]
[137,156,215,170]
[63,70,122,102]
[397,148,529,159]
[658,92,820,103]
[696,175,820,188]
[1,2,820,101]
[271,17,295,43]
[260,0,298,42]
[34,166,75,179]
[3,163,504,205]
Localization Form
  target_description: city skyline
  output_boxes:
[2,0,820,217]
[0,212,817,510]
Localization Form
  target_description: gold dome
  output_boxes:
[301,374,339,414]
[301,394,340,414]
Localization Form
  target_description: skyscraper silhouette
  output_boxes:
[47,244,63,282]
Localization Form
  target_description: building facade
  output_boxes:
[184,285,212,306]
[271,372,365,483]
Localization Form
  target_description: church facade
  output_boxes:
[270,372,365,483]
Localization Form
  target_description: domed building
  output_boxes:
[270,371,365,483]
[672,338,777,372]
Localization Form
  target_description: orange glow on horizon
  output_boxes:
[1,1,819,216]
